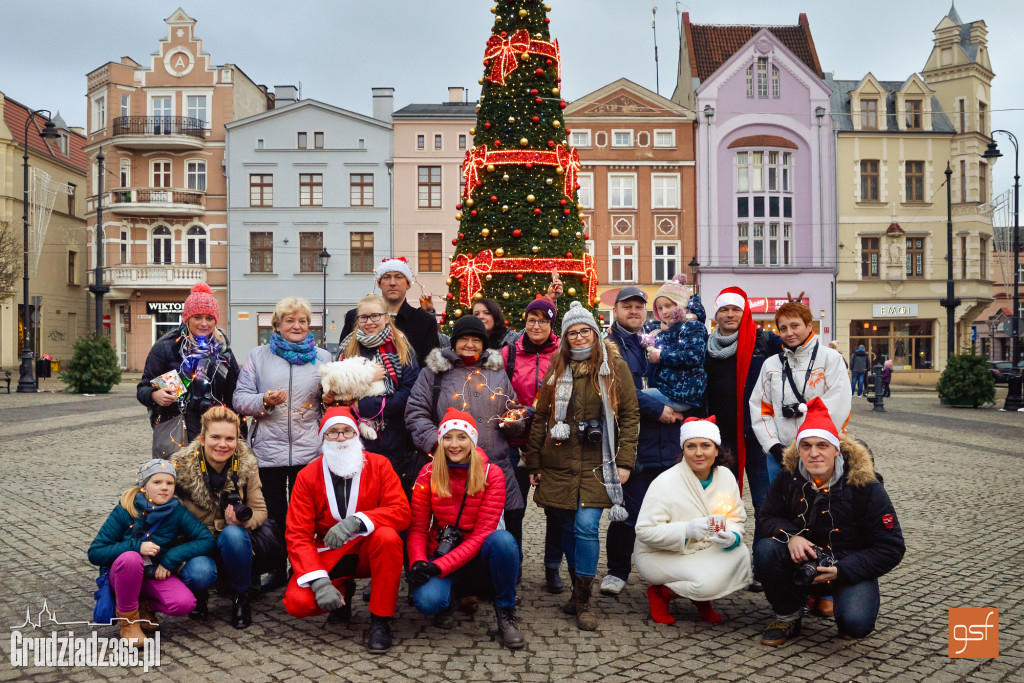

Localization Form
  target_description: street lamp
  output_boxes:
[983,131,1022,410]
[18,110,62,393]
[319,248,331,348]
[940,162,961,364]
[688,256,700,295]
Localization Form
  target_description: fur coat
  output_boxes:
[172,439,268,535]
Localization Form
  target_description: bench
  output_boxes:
[2,370,11,393]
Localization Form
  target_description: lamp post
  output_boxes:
[688,256,700,295]
[18,111,62,393]
[319,248,331,348]
[983,131,1022,410]
[90,147,109,334]
[940,162,961,364]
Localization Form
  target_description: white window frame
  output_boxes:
[653,130,676,148]
[151,159,172,189]
[652,241,681,282]
[611,129,634,149]
[651,173,680,209]
[186,94,208,128]
[120,94,130,118]
[434,133,443,151]
[186,225,207,265]
[147,93,175,118]
[186,159,206,191]
[91,94,106,133]
[151,225,173,264]
[585,239,595,256]
[609,241,638,283]
[119,158,131,188]
[570,130,591,148]
[608,173,637,209]
[577,173,594,209]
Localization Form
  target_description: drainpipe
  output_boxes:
[815,105,826,339]
[703,105,715,265]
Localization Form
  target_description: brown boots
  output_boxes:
[572,574,598,631]
[116,609,145,648]
[137,599,159,633]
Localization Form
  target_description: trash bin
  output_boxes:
[36,358,52,378]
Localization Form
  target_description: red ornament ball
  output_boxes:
[559,100,567,109]
[563,209,571,216]
[512,229,522,237]
[525,162,533,169]
[484,122,492,130]
[547,140,555,148]
[459,233,465,239]
[494,139,502,147]
[451,238,458,246]
[490,195,498,203]
[456,203,462,210]
[535,68,544,76]
[532,115,540,123]
[500,31,508,37]
[560,199,567,206]
[545,18,550,24]
[516,274,524,281]
[584,233,590,240]
[566,252,573,257]
[470,210,477,217]
[533,208,541,215]
[546,59,553,65]
[446,293,454,300]
[535,97,543,104]
[530,89,538,95]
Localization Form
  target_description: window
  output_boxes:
[249,174,273,207]
[297,132,308,149]
[653,243,678,282]
[961,236,968,279]
[860,160,879,201]
[152,226,172,264]
[119,159,130,187]
[980,237,988,279]
[653,130,675,148]
[186,95,207,127]
[979,161,987,203]
[120,229,128,264]
[906,237,924,278]
[418,233,442,272]
[417,134,425,150]
[576,174,593,208]
[249,232,273,273]
[350,232,374,273]
[861,237,880,278]
[746,65,754,98]
[186,226,207,265]
[350,174,374,206]
[570,130,591,147]
[736,150,794,266]
[459,134,467,150]
[960,160,967,202]
[67,183,76,216]
[257,138,264,149]
[737,224,749,265]
[186,161,206,191]
[418,166,442,208]
[978,102,987,135]
[610,243,635,282]
[905,100,922,130]
[299,232,324,272]
[152,96,172,133]
[849,320,934,370]
[757,58,769,98]
[652,175,680,209]
[91,95,106,132]
[751,223,765,265]
[612,130,633,148]
[299,173,323,206]
[772,66,780,98]
[861,100,878,130]
[959,100,966,133]
[152,161,171,188]
[608,174,635,209]
[434,134,442,150]
[905,161,924,202]
[68,251,77,285]
[314,132,324,149]
[121,94,130,118]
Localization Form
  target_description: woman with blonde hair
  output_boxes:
[234,296,331,592]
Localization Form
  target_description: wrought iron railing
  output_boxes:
[112,116,205,138]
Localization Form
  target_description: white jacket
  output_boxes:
[749,332,852,452]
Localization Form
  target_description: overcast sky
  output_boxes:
[2,0,1021,193]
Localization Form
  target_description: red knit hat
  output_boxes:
[182,282,219,324]
[319,406,358,439]
[796,397,841,450]
[438,408,478,446]
[714,286,756,496]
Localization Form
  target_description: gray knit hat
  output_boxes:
[561,301,599,337]
[137,458,176,486]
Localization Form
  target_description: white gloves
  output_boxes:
[708,530,736,548]
[685,517,710,540]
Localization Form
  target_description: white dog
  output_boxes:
[318,357,387,439]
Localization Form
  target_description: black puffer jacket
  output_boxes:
[137,326,240,440]
[757,436,905,586]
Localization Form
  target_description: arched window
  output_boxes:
[153,226,172,264]
[186,225,207,264]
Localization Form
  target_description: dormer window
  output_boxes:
[905,100,922,130]
[861,100,878,130]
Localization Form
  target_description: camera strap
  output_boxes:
[781,342,819,405]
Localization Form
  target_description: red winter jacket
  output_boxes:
[407,450,506,576]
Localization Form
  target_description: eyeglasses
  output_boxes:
[525,319,550,327]
[324,427,357,441]
[566,328,595,340]
[356,313,388,324]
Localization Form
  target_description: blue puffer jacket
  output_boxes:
[652,295,707,408]
[607,323,682,469]
[88,499,214,571]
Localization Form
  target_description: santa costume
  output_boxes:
[283,407,410,620]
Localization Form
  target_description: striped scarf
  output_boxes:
[348,326,402,394]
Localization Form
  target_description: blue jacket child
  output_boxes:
[647,278,707,411]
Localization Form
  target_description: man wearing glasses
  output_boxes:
[337,257,440,365]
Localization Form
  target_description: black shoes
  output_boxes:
[260,568,289,593]
[231,592,252,629]
[366,615,393,654]
[545,567,564,594]
[188,589,209,622]
[761,618,801,646]
[493,605,526,650]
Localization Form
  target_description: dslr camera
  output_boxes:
[576,418,603,444]
[792,544,837,586]
[781,403,804,419]
[221,490,253,523]
[434,525,464,557]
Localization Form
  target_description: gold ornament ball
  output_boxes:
[544,3,552,10]
[502,173,510,181]
[466,198,475,207]
[446,278,453,285]
[519,8,528,17]
[473,292,483,300]
[485,274,492,281]
[469,127,476,134]
[550,228,559,237]
[476,104,481,111]
[481,228,491,237]
[490,5,497,13]
[502,205,509,212]
[552,87,560,95]
[486,164,495,172]
[546,178,553,185]
[553,120,561,128]
[567,287,577,296]
[556,167,564,175]
[455,212,463,220]
[527,194,536,202]
[575,232,582,238]
[531,245,540,253]
[508,116,516,123]
[520,137,529,146]
[495,247,505,256]
[454,309,463,318]
[577,203,585,210]
[478,78,485,85]
[502,292,510,300]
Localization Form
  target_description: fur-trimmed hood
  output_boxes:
[781,434,876,487]
[425,347,505,374]
[171,438,261,516]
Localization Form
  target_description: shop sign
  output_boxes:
[746,297,810,314]
[147,302,184,314]
[872,303,919,318]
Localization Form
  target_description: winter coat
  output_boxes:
[634,464,750,600]
[881,366,892,385]
[850,348,870,374]
[652,296,708,408]
[750,333,852,453]
[233,344,332,469]
[405,348,524,510]
[523,340,640,510]
[407,451,506,577]
[757,436,905,586]
[88,499,214,572]
[137,326,241,441]
[606,323,682,469]
[172,440,268,535]
[339,300,440,367]
[501,333,560,448]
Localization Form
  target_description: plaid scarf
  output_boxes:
[347,326,402,394]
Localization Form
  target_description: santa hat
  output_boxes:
[182,282,219,324]
[652,273,690,321]
[796,397,841,450]
[437,408,478,446]
[374,257,414,284]
[679,416,721,447]
[715,286,756,497]
[319,406,358,439]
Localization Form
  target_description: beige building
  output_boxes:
[85,8,271,370]
[828,6,994,381]
[0,93,88,371]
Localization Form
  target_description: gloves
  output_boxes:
[685,517,710,540]
[708,530,737,549]
[407,561,442,587]
[310,578,344,611]
[769,443,785,464]
[324,516,365,549]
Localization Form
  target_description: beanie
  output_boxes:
[137,458,176,486]
[319,406,358,439]
[525,297,557,324]
[679,416,722,448]
[374,257,414,284]
[438,407,479,446]
[795,397,841,450]
[653,274,690,321]
[182,282,219,324]
[451,315,489,348]
[560,301,599,337]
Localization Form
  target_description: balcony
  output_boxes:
[88,265,207,289]
[110,116,206,150]
[99,188,205,216]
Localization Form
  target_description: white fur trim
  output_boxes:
[319,414,357,439]
[797,428,841,450]
[715,292,745,310]
[297,569,329,587]
[375,258,413,283]
[354,511,375,536]
[680,420,722,447]
[439,419,478,446]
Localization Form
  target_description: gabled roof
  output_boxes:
[393,103,479,120]
[684,12,824,83]
[564,77,694,118]
[225,98,392,131]
[824,76,955,134]
[1,95,87,171]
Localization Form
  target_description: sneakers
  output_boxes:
[761,618,801,646]
[599,575,626,596]
[746,579,764,593]
[366,615,392,654]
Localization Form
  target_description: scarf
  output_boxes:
[178,328,223,379]
[131,491,179,539]
[521,334,555,355]
[707,329,739,359]
[799,454,846,491]
[269,332,318,365]
[676,462,716,553]
[346,326,402,394]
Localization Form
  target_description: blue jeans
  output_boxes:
[753,538,880,638]
[851,372,866,396]
[180,525,253,594]
[641,387,690,413]
[548,504,604,578]
[765,448,782,485]
[412,530,519,613]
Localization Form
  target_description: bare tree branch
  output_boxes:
[0,219,20,296]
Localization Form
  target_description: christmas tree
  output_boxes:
[443,0,597,331]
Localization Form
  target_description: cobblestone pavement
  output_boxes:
[0,382,1021,682]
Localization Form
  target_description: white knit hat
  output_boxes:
[679,416,722,447]
[374,257,414,283]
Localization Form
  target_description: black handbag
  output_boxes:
[249,519,286,575]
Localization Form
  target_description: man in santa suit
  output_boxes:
[283,406,410,654]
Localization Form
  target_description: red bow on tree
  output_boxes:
[556,145,581,201]
[462,145,489,200]
[450,250,494,306]
[484,30,532,86]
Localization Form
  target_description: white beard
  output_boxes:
[322,437,365,479]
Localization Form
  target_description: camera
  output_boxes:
[221,490,253,523]
[576,419,603,444]
[188,376,216,413]
[434,525,464,557]
[142,563,158,579]
[781,403,803,419]
[792,544,836,586]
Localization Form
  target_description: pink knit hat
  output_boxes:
[182,282,219,324]
[652,274,690,321]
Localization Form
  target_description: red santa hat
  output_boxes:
[796,397,841,450]
[679,416,721,447]
[319,406,358,439]
[715,286,756,497]
[437,408,478,446]
[374,257,414,284]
